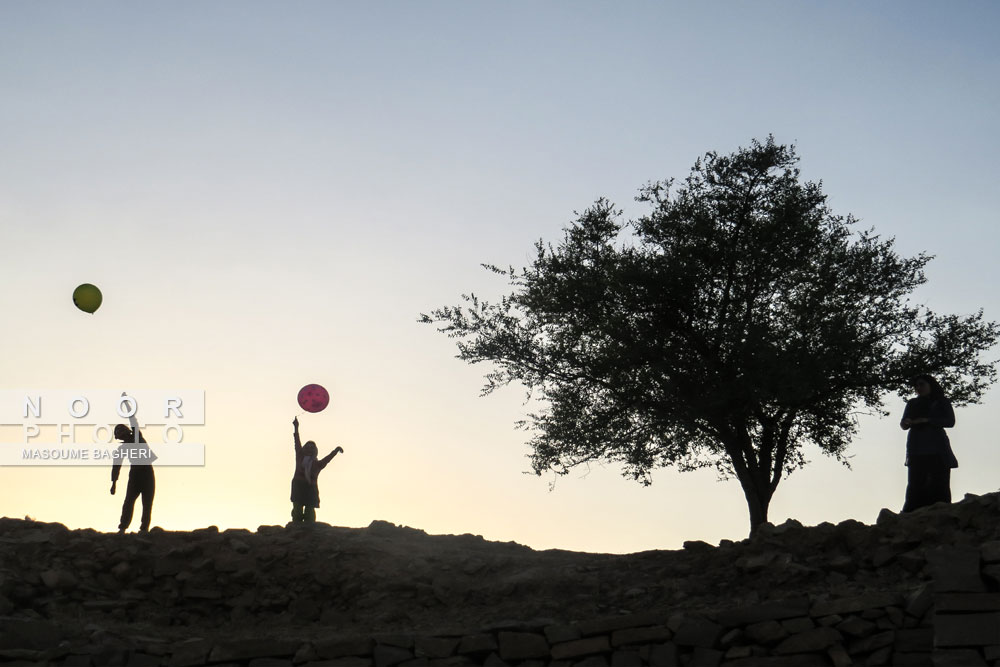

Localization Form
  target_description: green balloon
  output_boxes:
[72,283,102,314]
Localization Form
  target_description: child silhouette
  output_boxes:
[110,405,157,533]
[290,416,343,522]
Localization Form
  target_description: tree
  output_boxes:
[420,136,1000,535]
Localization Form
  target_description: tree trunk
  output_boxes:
[737,469,774,537]
[723,432,776,537]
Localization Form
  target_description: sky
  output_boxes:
[1,1,998,554]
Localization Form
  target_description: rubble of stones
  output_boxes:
[1,491,999,666]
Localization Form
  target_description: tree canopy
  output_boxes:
[420,136,999,534]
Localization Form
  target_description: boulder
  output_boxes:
[576,612,668,636]
[550,637,608,660]
[772,627,842,654]
[671,617,721,648]
[543,625,580,644]
[647,643,678,667]
[456,635,497,655]
[40,569,78,590]
[778,617,814,634]
[0,618,64,650]
[981,541,1000,563]
[427,658,476,667]
[743,620,787,644]
[810,592,902,617]
[835,615,877,638]
[689,647,722,666]
[926,547,985,593]
[714,597,811,626]
[893,628,932,653]
[933,613,1000,647]
[610,649,641,667]
[496,632,549,661]
[875,508,897,525]
[315,636,375,658]
[208,640,299,663]
[934,593,1000,612]
[414,638,458,659]
[847,630,894,655]
[373,645,414,667]
[610,626,671,647]
[166,639,211,667]
[930,649,987,667]
[244,660,294,667]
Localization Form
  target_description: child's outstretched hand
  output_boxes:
[293,416,299,429]
[335,446,344,455]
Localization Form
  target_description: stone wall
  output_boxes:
[2,493,999,667]
[3,547,999,667]
[928,543,1000,666]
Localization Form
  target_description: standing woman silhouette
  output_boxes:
[899,374,958,512]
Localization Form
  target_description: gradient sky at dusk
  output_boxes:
[2,1,998,553]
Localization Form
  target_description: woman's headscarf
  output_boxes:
[911,374,945,400]
[909,374,946,418]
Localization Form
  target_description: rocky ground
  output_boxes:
[1,492,999,660]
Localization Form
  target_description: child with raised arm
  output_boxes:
[290,416,343,522]
[110,399,157,533]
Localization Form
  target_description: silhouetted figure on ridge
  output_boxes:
[900,374,957,512]
[290,416,343,522]
[110,410,157,533]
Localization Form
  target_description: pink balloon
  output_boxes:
[297,384,330,413]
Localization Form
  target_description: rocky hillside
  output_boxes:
[1,491,999,665]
